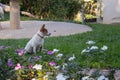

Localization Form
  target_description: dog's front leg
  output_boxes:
[33,47,37,55]
[40,46,42,52]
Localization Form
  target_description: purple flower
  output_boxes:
[5,46,11,49]
[33,56,41,61]
[49,62,56,66]
[7,58,13,67]
[0,46,3,50]
[47,51,54,55]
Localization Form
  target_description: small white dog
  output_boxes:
[24,24,51,54]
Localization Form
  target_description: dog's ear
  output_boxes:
[42,24,45,28]
[40,24,45,32]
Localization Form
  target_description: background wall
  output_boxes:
[103,0,120,23]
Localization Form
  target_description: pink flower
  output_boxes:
[18,50,25,56]
[15,63,22,70]
[28,64,33,69]
[47,51,54,55]
[15,49,25,56]
[49,62,56,66]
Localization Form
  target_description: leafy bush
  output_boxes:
[20,0,80,20]
[1,0,97,21]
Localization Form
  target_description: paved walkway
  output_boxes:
[0,21,92,39]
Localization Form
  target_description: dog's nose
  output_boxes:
[47,33,51,36]
[49,33,51,36]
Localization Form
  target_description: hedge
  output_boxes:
[1,0,97,20]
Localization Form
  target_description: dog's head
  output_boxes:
[40,24,51,36]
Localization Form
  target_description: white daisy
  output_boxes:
[101,45,108,51]
[54,66,60,69]
[81,49,90,54]
[53,49,59,53]
[82,76,89,80]
[62,63,68,70]
[68,54,75,61]
[97,75,109,80]
[90,46,98,50]
[56,73,69,80]
[86,40,96,45]
[56,53,63,57]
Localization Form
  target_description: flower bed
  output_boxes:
[0,40,119,80]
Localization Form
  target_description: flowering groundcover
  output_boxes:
[0,40,118,80]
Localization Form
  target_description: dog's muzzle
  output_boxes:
[47,33,51,36]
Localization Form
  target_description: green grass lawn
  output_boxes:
[0,23,120,68]
[41,23,120,68]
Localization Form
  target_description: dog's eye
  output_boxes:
[44,30,48,33]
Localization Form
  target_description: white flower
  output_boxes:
[82,76,89,80]
[97,75,109,80]
[56,73,69,80]
[62,63,68,70]
[43,75,48,79]
[101,45,108,51]
[89,78,95,80]
[32,78,36,80]
[68,54,75,61]
[56,53,63,57]
[90,46,98,50]
[54,66,60,69]
[81,49,90,54]
[82,76,95,80]
[53,49,59,53]
[86,40,95,45]
[33,64,42,70]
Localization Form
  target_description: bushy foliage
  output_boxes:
[20,0,81,20]
[84,0,97,16]
[1,0,97,20]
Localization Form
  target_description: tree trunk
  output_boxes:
[81,4,85,24]
[10,0,20,29]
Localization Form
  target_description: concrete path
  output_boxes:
[0,21,92,39]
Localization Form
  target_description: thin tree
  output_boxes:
[10,0,20,29]
[0,22,2,30]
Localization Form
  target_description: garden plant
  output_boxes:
[0,23,120,79]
